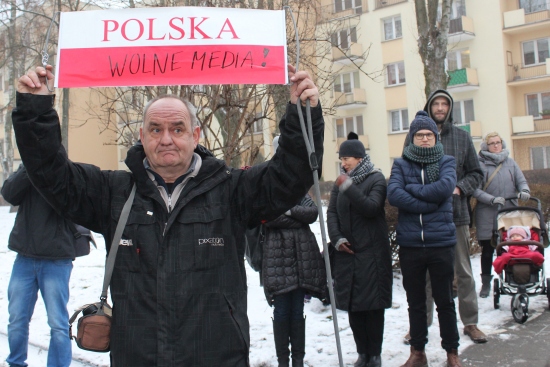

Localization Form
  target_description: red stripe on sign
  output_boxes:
[57,45,286,87]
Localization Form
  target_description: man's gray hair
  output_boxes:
[142,95,199,128]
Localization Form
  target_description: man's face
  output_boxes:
[139,98,200,180]
[430,96,450,124]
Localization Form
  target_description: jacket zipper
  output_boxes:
[420,164,425,244]
[163,193,172,237]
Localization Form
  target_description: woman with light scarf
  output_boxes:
[327,133,393,367]
[472,132,530,298]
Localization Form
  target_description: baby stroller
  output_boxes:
[492,197,549,324]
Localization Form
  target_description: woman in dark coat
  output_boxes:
[388,111,461,367]
[262,137,327,367]
[327,133,393,367]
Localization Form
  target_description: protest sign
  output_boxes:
[56,7,287,87]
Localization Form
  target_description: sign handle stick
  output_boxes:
[284,6,345,367]
[41,10,59,92]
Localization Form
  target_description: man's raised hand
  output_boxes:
[288,64,319,108]
[17,65,55,95]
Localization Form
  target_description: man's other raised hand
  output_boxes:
[17,65,55,95]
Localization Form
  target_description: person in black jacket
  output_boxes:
[1,165,76,367]
[388,111,461,367]
[327,133,392,367]
[12,64,324,367]
[261,137,326,367]
[262,192,326,367]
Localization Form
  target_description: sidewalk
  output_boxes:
[460,308,550,367]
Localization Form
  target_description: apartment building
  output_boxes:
[317,0,550,181]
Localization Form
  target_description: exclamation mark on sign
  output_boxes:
[262,48,270,67]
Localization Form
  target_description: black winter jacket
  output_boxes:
[1,165,77,259]
[262,195,326,305]
[327,171,393,312]
[12,92,324,367]
[422,90,483,226]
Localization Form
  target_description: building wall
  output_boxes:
[319,0,550,181]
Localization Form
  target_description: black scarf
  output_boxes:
[341,154,376,184]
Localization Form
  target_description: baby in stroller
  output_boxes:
[493,226,544,274]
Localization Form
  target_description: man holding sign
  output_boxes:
[13,63,323,367]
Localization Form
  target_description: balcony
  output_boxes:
[333,88,367,110]
[457,120,482,138]
[332,43,365,65]
[337,134,369,150]
[316,2,364,23]
[448,16,475,43]
[507,59,550,85]
[375,0,408,10]
[503,7,550,34]
[512,115,550,134]
[447,68,479,93]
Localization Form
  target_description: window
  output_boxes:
[390,109,409,132]
[250,112,263,134]
[446,49,470,71]
[526,92,550,118]
[334,0,362,14]
[531,146,550,169]
[331,27,357,49]
[335,116,364,138]
[334,71,360,93]
[452,99,475,125]
[522,38,550,66]
[438,0,466,20]
[383,16,402,41]
[520,0,548,14]
[386,62,406,86]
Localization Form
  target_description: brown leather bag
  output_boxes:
[69,301,112,352]
[68,184,136,353]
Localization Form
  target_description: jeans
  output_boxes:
[273,289,305,321]
[426,225,479,326]
[400,246,459,352]
[7,255,73,367]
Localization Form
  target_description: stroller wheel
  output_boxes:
[493,278,500,309]
[511,293,529,324]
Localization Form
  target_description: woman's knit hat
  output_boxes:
[408,111,439,143]
[339,132,365,158]
[508,226,529,240]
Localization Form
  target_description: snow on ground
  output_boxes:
[0,205,547,366]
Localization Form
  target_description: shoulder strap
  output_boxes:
[483,163,503,191]
[100,184,137,300]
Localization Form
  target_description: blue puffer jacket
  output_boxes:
[388,155,457,248]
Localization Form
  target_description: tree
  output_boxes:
[81,0,371,167]
[414,0,452,99]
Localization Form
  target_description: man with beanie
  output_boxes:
[420,90,486,344]
[389,111,462,367]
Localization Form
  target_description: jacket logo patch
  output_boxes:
[120,239,133,246]
[198,238,225,246]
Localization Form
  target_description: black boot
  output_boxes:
[479,274,493,298]
[290,317,306,367]
[367,355,382,367]
[354,354,368,367]
[273,319,291,367]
